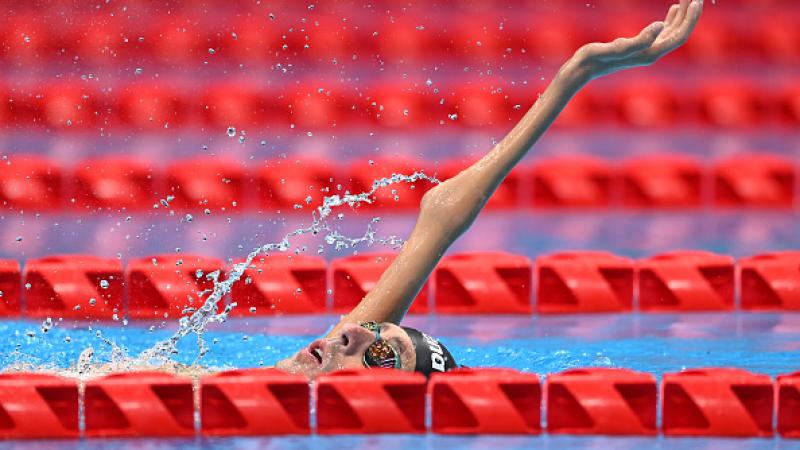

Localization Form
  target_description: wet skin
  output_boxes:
[275,322,416,379]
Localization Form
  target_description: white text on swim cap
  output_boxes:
[422,333,446,372]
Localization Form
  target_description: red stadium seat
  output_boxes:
[316,369,426,434]
[781,84,800,125]
[72,157,158,211]
[0,155,62,210]
[256,158,337,210]
[536,251,634,314]
[452,84,510,128]
[662,368,773,437]
[697,79,763,128]
[330,253,429,313]
[713,154,795,208]
[148,17,204,65]
[547,368,657,435]
[0,260,21,317]
[681,15,744,65]
[38,84,104,129]
[201,368,310,436]
[200,82,279,129]
[0,15,52,63]
[755,14,800,63]
[739,251,800,311]
[229,254,327,315]
[69,17,130,65]
[430,368,541,434]
[367,83,430,128]
[447,17,507,59]
[613,81,681,128]
[167,158,248,211]
[434,252,532,314]
[118,84,187,130]
[24,255,124,319]
[531,155,615,208]
[778,371,800,438]
[0,373,79,439]
[524,14,588,64]
[345,157,434,211]
[126,254,223,319]
[304,15,357,59]
[220,17,280,63]
[637,251,735,312]
[620,154,704,208]
[84,372,194,437]
[288,84,350,129]
[438,158,521,209]
[375,17,436,62]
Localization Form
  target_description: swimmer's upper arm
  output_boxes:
[326,0,702,338]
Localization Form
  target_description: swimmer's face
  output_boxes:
[275,322,416,379]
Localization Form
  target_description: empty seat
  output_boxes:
[167,158,248,211]
[531,155,614,208]
[72,157,158,211]
[620,154,704,208]
[0,155,62,210]
[713,153,795,208]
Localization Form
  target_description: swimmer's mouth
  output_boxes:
[308,340,325,365]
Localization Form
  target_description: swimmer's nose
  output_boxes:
[340,323,375,356]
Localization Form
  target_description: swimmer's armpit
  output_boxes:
[568,0,703,84]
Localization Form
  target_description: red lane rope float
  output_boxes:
[662,368,774,437]
[166,157,249,212]
[637,250,735,312]
[229,254,327,316]
[201,368,310,436]
[330,253,429,314]
[345,157,434,211]
[434,252,533,314]
[0,373,79,439]
[84,372,194,437]
[620,154,704,208]
[713,153,796,208]
[23,255,124,320]
[0,155,62,211]
[530,155,614,208]
[739,251,800,311]
[778,371,800,438]
[535,251,634,314]
[126,254,223,319]
[0,260,21,317]
[71,157,159,212]
[256,158,338,211]
[316,369,427,434]
[546,368,657,436]
[430,368,541,435]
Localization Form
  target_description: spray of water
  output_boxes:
[76,170,441,373]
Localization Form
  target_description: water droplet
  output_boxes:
[238,135,246,144]
[134,67,143,76]
[249,306,257,313]
[425,78,433,87]
[89,298,97,306]
[227,126,236,137]
[24,283,31,290]
[268,12,276,21]
[184,214,193,222]
[99,280,109,289]
[448,113,458,121]
[15,236,22,242]
[195,269,204,278]
[208,48,216,55]
[260,140,267,146]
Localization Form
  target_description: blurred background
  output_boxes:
[0,0,798,261]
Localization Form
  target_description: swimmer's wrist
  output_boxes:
[554,55,592,93]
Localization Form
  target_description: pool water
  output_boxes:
[1,313,798,449]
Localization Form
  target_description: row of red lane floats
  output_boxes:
[2,152,799,212]
[0,8,798,66]
[0,78,798,130]
[1,249,800,319]
[0,367,798,438]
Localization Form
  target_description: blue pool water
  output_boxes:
[1,313,799,449]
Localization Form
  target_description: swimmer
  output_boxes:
[276,0,703,378]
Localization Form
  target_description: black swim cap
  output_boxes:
[401,326,458,377]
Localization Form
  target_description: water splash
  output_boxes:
[99,170,441,371]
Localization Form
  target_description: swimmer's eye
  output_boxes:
[363,339,400,369]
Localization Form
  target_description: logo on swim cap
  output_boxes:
[422,332,446,372]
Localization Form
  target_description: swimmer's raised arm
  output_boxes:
[327,0,702,337]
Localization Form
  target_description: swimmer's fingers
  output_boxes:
[647,0,703,58]
[607,21,664,60]
[664,3,681,28]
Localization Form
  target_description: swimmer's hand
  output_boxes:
[568,0,703,84]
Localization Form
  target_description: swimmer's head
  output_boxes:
[275,322,457,379]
